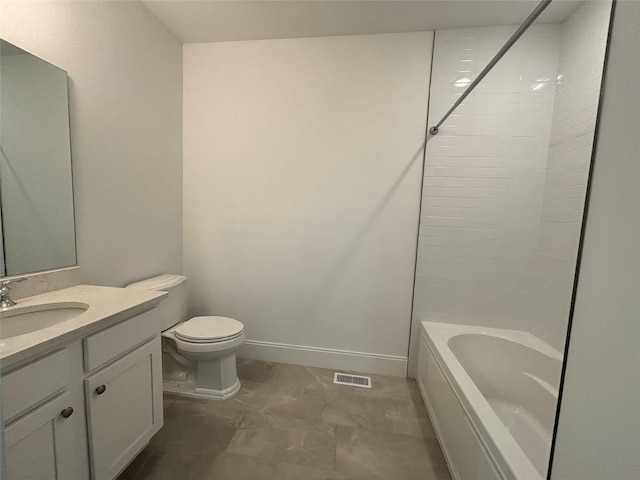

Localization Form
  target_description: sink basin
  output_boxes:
[0,302,89,339]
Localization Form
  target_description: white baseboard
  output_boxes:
[238,339,408,377]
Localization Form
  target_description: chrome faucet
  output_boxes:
[0,277,27,308]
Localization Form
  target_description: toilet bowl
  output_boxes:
[127,275,244,400]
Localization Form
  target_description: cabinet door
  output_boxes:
[5,391,78,480]
[85,337,163,480]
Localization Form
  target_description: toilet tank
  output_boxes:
[126,274,188,331]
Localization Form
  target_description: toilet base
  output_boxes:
[162,377,241,401]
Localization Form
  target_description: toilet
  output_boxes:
[127,274,244,400]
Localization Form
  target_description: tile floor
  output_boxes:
[118,359,451,480]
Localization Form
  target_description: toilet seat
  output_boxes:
[173,316,244,344]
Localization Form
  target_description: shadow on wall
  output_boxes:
[301,142,426,316]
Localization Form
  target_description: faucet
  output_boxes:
[0,277,27,308]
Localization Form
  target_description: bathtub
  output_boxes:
[416,321,562,480]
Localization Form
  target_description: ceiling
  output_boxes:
[141,0,583,44]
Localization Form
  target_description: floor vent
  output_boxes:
[333,372,371,388]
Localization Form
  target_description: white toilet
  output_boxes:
[127,274,244,400]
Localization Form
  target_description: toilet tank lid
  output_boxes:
[126,274,187,291]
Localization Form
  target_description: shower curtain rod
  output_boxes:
[429,0,552,136]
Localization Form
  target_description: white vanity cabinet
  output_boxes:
[4,391,78,479]
[1,305,164,480]
[83,308,163,480]
[2,347,87,480]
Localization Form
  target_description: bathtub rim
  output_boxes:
[420,321,562,480]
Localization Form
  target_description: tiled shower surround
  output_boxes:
[530,0,611,349]
[409,1,610,373]
[409,24,560,374]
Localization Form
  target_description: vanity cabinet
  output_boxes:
[85,337,163,480]
[1,306,163,480]
[4,391,78,479]
[2,347,86,480]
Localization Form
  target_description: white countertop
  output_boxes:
[0,284,167,370]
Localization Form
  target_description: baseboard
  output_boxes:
[238,339,408,377]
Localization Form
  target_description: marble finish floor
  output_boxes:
[118,359,451,480]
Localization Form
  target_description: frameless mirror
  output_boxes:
[0,39,76,276]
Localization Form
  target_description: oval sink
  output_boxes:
[0,302,89,339]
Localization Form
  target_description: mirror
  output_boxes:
[0,39,76,276]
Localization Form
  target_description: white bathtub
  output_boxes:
[416,321,562,480]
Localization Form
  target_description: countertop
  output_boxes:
[0,284,167,370]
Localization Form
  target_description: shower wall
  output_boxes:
[409,24,561,375]
[409,2,611,374]
[529,0,612,350]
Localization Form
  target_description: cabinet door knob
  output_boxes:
[61,407,74,418]
[95,385,107,395]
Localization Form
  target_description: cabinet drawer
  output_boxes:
[2,349,70,424]
[84,308,158,372]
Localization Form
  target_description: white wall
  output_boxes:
[0,1,183,286]
[183,33,432,375]
[409,24,560,375]
[530,0,612,351]
[551,1,640,478]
